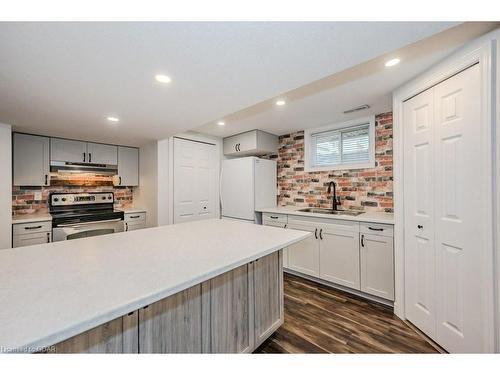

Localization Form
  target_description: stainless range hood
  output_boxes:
[50,161,118,175]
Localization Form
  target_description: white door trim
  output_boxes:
[393,35,497,352]
[168,132,222,225]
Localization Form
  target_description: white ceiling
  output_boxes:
[0,22,491,146]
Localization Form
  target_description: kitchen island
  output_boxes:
[0,219,310,353]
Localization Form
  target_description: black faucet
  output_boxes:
[327,181,339,211]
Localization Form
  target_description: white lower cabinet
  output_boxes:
[12,221,52,248]
[262,216,289,268]
[262,212,395,302]
[287,223,320,277]
[360,233,394,300]
[319,228,360,290]
[124,212,146,232]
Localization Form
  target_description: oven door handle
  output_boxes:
[56,218,123,228]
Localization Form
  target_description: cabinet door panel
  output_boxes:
[254,252,283,347]
[87,142,117,165]
[360,234,394,300]
[138,285,202,353]
[13,232,51,248]
[13,133,50,186]
[54,317,124,353]
[262,221,289,268]
[50,138,87,163]
[117,146,139,186]
[210,264,254,353]
[287,224,319,277]
[319,229,360,290]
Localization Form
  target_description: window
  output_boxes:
[304,116,375,171]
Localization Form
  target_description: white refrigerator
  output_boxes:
[220,157,277,223]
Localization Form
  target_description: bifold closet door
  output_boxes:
[404,64,487,353]
[433,64,483,352]
[403,87,436,338]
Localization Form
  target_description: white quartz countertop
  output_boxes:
[0,219,310,352]
[118,207,146,214]
[257,206,394,225]
[12,214,52,225]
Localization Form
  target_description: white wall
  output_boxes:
[0,123,12,250]
[133,141,159,228]
[132,138,170,227]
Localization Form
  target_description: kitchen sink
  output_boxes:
[297,208,363,216]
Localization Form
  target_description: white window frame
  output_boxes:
[304,115,376,172]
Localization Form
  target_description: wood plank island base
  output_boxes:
[0,219,310,353]
[52,251,282,353]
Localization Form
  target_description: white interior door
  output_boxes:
[173,138,217,224]
[404,64,490,353]
[403,87,437,338]
[433,64,484,353]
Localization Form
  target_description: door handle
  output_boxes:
[89,153,92,163]
[129,215,140,219]
[417,225,423,229]
[119,176,122,185]
[361,234,365,247]
[314,228,318,239]
[270,216,279,219]
[284,224,287,229]
[368,226,384,231]
[44,174,48,185]
[83,152,86,162]
[319,228,323,240]
[46,232,50,243]
[125,222,128,231]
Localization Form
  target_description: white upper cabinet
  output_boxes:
[223,130,278,156]
[117,146,139,186]
[50,138,88,163]
[87,142,117,165]
[13,133,50,186]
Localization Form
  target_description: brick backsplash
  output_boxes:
[267,112,393,213]
[12,172,134,216]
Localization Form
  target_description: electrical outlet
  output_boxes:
[34,191,42,201]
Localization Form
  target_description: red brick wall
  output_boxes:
[271,112,393,213]
[12,172,134,216]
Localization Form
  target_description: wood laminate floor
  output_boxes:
[255,273,439,354]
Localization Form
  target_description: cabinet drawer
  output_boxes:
[289,215,359,233]
[125,212,146,223]
[13,221,52,235]
[13,231,51,248]
[262,213,287,224]
[360,222,393,237]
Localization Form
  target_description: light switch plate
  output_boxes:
[34,191,42,201]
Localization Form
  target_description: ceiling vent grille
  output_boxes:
[343,104,370,114]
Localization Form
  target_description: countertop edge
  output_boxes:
[11,230,311,353]
[256,207,394,225]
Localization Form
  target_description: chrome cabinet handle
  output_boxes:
[314,228,318,239]
[319,228,323,240]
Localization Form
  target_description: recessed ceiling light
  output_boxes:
[155,74,172,83]
[217,121,225,126]
[106,116,119,123]
[275,100,286,106]
[385,58,401,67]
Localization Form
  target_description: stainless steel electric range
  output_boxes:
[50,192,124,242]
